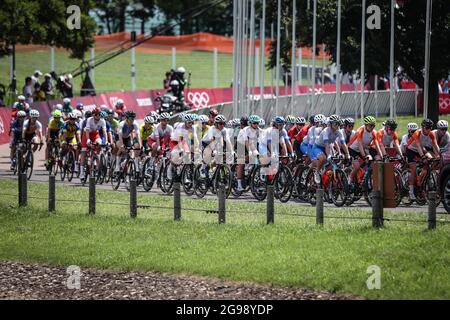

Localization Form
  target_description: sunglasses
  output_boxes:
[347,124,354,128]
[423,126,432,130]
[367,124,375,128]
[216,122,225,125]
[251,122,259,125]
[439,128,447,131]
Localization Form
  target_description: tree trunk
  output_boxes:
[427,75,440,126]
[141,20,146,34]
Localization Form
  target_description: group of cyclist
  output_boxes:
[7,92,450,202]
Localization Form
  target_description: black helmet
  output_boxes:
[84,110,92,118]
[240,116,248,126]
[124,110,136,119]
[385,119,398,130]
[421,118,433,128]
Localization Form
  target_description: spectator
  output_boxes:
[163,71,172,90]
[33,83,46,102]
[59,74,73,98]
[41,73,55,99]
[443,78,449,94]
[31,70,43,87]
[22,77,33,105]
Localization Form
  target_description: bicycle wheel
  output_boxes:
[111,160,122,191]
[230,164,242,197]
[274,165,293,203]
[81,166,89,187]
[425,171,441,206]
[362,173,373,206]
[250,166,267,201]
[66,150,75,182]
[305,168,322,206]
[193,165,209,198]
[142,157,156,192]
[181,163,195,196]
[124,160,136,191]
[97,153,107,185]
[393,168,403,207]
[104,151,113,183]
[213,165,232,198]
[329,169,348,207]
[23,151,34,180]
[59,153,66,181]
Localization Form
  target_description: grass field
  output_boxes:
[0,50,311,97]
[0,179,448,299]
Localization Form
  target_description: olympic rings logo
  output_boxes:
[440,97,450,110]
[187,92,210,109]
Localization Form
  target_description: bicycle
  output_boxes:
[59,142,77,182]
[15,140,42,180]
[321,156,350,207]
[111,146,140,191]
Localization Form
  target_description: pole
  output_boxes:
[213,48,218,88]
[172,47,176,70]
[428,191,436,230]
[50,47,55,72]
[242,0,249,116]
[232,0,238,118]
[174,181,181,220]
[311,0,318,110]
[291,0,297,115]
[260,1,266,114]
[275,0,281,115]
[271,23,274,97]
[415,84,419,117]
[12,43,16,94]
[360,0,366,123]
[298,48,302,85]
[372,190,383,228]
[389,0,395,119]
[267,184,274,224]
[248,0,256,113]
[316,188,324,225]
[130,178,137,218]
[336,0,342,115]
[423,0,432,119]
[131,46,136,91]
[218,184,226,224]
[375,74,379,118]
[89,175,95,215]
[49,174,55,212]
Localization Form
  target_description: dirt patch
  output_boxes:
[0,261,360,300]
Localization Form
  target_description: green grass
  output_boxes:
[0,178,449,299]
[0,50,312,97]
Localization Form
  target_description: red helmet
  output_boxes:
[209,108,218,117]
[92,107,101,115]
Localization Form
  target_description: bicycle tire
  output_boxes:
[67,150,75,182]
[193,164,209,198]
[274,165,293,203]
[181,163,195,196]
[250,166,267,201]
[329,169,348,207]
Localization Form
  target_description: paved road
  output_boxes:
[1,143,448,214]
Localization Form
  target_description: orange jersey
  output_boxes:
[348,126,377,151]
[376,129,399,147]
[406,129,437,152]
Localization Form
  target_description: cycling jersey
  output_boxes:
[171,123,197,144]
[400,134,411,153]
[433,129,450,152]
[406,129,437,152]
[139,123,154,141]
[47,117,64,132]
[340,128,355,144]
[61,121,80,138]
[149,123,174,141]
[376,129,399,147]
[23,120,42,136]
[237,126,261,144]
[316,127,345,147]
[288,126,303,143]
[85,118,106,133]
[194,124,210,140]
[348,126,377,152]
[118,120,139,139]
[202,126,230,144]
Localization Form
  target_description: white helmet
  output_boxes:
[177,67,186,74]
[407,122,418,131]
[29,109,40,118]
[54,103,63,111]
[314,114,326,124]
[170,80,179,86]
[18,95,25,101]
[259,119,266,128]
[116,99,124,106]
[198,115,209,123]
[16,110,27,118]
[63,98,71,105]
[144,116,155,124]
[214,115,226,123]
[437,120,448,129]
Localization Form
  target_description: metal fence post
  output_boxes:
[49,174,55,212]
[18,168,23,207]
[316,189,324,225]
[218,183,226,224]
[376,162,384,227]
[266,184,274,224]
[174,181,181,221]
[428,191,436,230]
[19,172,27,207]
[130,178,137,218]
[372,190,383,228]
[89,175,95,215]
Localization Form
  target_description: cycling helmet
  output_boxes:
[344,117,355,126]
[286,115,296,124]
[240,116,249,126]
[226,120,234,128]
[363,116,376,125]
[85,111,93,118]
[54,104,63,111]
[144,116,155,124]
[329,114,341,125]
[185,114,195,122]
[272,116,286,125]
[68,112,77,119]
[100,104,109,112]
[29,109,40,118]
[259,119,266,128]
[191,114,199,121]
[437,120,448,129]
[106,109,114,115]
[73,110,82,118]
[313,114,326,124]
[214,115,227,124]
[160,112,171,120]
[116,99,124,106]
[209,108,219,117]
[199,115,209,123]
[170,80,179,86]
[248,114,261,124]
[63,98,71,105]
[178,112,187,121]
[92,108,101,115]
[421,118,433,128]
[124,110,136,119]
[233,118,241,127]
[100,111,108,119]
[17,110,26,118]
[52,110,62,118]
[18,95,26,101]
[177,67,186,74]
[407,122,418,131]
[76,103,84,110]
[385,119,398,130]
[296,117,306,124]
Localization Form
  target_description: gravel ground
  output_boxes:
[0,262,360,300]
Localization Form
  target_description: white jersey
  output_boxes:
[339,128,356,144]
[313,126,325,145]
[171,123,198,144]
[316,127,345,147]
[400,134,410,153]
[23,120,42,135]
[237,125,261,144]
[433,129,450,152]
[149,123,174,141]
[202,126,229,143]
[306,125,316,145]
[85,117,106,133]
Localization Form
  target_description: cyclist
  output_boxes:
[99,111,114,146]
[22,109,43,153]
[195,114,210,140]
[45,110,65,169]
[140,115,155,155]
[115,99,126,121]
[377,119,403,159]
[9,110,27,170]
[80,108,108,177]
[236,114,262,191]
[12,95,30,114]
[347,116,383,189]
[285,115,296,131]
[113,110,142,173]
[60,113,81,172]
[400,122,418,154]
[288,117,306,158]
[148,112,174,159]
[75,103,85,118]
[405,118,440,200]
[300,116,314,158]
[61,98,73,119]
[208,109,219,126]
[434,120,450,152]
[258,118,266,129]
[258,116,288,167]
[169,113,198,175]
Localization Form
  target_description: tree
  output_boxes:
[0,0,97,60]
[266,0,450,124]
[129,0,157,35]
[93,0,129,34]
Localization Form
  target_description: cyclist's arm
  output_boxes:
[430,132,440,157]
[376,132,387,156]
[393,133,402,157]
